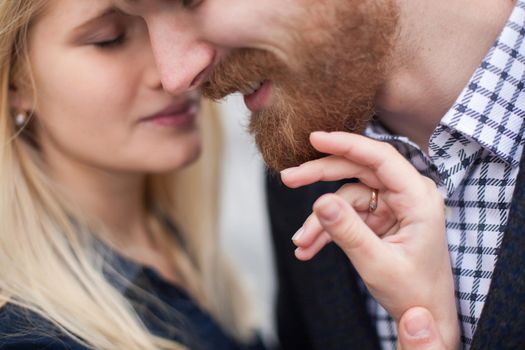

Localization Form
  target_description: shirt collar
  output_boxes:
[434,0,525,167]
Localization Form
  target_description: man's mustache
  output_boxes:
[202,49,283,100]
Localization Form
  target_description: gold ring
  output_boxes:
[368,188,379,212]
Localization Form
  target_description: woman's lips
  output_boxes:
[140,101,198,128]
[243,80,272,112]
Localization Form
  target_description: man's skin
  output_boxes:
[115,0,517,348]
[118,0,512,151]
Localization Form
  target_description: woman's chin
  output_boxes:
[143,149,202,174]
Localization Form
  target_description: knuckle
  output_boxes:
[339,183,353,192]
[422,176,437,189]
[422,177,444,206]
[336,216,365,251]
[417,177,441,201]
[338,182,366,194]
[337,183,368,208]
[379,142,397,155]
[372,143,397,168]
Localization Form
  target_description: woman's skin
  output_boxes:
[10,0,202,284]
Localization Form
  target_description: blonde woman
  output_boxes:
[0,1,265,349]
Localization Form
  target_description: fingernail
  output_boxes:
[292,227,304,242]
[311,131,328,136]
[281,167,298,177]
[405,311,431,339]
[317,200,341,223]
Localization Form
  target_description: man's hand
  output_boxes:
[281,131,459,350]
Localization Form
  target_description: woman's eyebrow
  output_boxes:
[70,8,122,37]
[116,0,184,16]
[120,0,183,8]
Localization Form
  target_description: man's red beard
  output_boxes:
[203,1,399,172]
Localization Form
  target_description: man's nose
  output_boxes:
[150,30,216,95]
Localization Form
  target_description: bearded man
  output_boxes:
[118,0,525,349]
[201,1,397,172]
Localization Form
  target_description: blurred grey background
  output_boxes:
[217,95,277,344]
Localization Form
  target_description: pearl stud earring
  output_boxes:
[15,112,27,127]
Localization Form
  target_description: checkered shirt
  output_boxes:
[361,2,525,349]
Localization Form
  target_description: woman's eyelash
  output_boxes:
[182,0,203,9]
[93,34,126,48]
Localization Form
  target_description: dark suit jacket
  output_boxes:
[266,152,525,350]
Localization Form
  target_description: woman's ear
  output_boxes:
[9,81,33,113]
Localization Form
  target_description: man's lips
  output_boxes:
[243,80,272,112]
[139,100,198,127]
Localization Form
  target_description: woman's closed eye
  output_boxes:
[93,33,126,48]
[181,0,204,9]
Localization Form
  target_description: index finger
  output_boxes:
[281,155,384,190]
[309,131,428,197]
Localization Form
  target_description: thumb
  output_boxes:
[313,193,388,276]
[398,307,446,350]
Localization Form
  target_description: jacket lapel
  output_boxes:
[471,152,525,349]
[266,175,380,349]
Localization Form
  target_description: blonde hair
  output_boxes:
[0,1,257,349]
